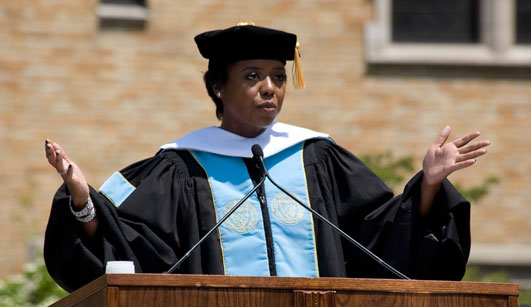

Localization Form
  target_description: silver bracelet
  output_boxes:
[76,207,97,223]
[69,196,94,217]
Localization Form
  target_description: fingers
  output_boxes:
[52,142,70,163]
[45,139,58,165]
[54,149,68,176]
[45,139,71,176]
[455,147,488,163]
[453,131,481,148]
[458,140,491,155]
[435,126,451,147]
[451,135,490,171]
[450,159,477,173]
[64,164,73,178]
[45,139,53,156]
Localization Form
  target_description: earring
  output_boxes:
[216,92,221,98]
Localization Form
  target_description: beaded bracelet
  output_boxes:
[69,196,97,223]
[69,196,94,217]
[76,207,97,223]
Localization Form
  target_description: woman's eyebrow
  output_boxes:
[241,66,262,72]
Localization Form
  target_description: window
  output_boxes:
[392,0,479,43]
[365,0,531,66]
[96,0,149,31]
[516,0,531,44]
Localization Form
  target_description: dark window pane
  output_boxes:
[517,0,531,44]
[102,0,146,6]
[99,0,148,31]
[392,0,479,43]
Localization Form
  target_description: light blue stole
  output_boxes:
[191,142,319,277]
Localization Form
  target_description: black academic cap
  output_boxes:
[195,23,297,63]
[195,22,305,88]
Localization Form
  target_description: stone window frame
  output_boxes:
[95,0,149,29]
[364,0,531,66]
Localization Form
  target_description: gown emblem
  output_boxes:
[222,200,259,233]
[272,192,305,225]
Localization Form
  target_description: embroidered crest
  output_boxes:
[222,200,259,233]
[272,192,305,225]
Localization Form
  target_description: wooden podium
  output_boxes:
[51,274,520,307]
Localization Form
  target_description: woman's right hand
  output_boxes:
[45,139,90,209]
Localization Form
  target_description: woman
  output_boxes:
[44,23,489,292]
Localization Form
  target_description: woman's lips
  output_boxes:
[258,102,276,112]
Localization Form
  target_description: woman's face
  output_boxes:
[218,59,287,138]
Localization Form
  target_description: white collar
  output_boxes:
[160,122,330,158]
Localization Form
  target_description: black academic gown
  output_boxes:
[44,139,470,292]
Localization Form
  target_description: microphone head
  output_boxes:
[251,144,264,158]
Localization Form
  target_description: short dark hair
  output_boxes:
[203,60,228,120]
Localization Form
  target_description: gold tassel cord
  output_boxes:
[293,41,305,89]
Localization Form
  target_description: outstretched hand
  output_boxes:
[45,139,89,208]
[418,126,490,216]
[422,126,490,187]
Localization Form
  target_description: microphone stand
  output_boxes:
[164,176,266,274]
[254,151,410,280]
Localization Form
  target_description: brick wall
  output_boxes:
[1,0,530,277]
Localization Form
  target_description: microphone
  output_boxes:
[252,144,267,180]
[251,144,410,280]
[163,165,266,274]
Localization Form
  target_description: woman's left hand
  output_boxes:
[422,126,490,187]
[419,126,490,216]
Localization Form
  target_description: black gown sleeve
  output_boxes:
[43,151,224,292]
[303,139,470,281]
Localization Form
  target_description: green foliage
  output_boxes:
[0,256,67,307]
[360,152,414,190]
[454,176,499,202]
[521,289,531,306]
[463,266,531,305]
[462,266,510,283]
[361,152,498,202]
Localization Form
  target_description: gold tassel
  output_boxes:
[292,41,305,89]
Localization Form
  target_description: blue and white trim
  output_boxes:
[99,172,136,207]
[264,142,319,277]
[191,141,319,277]
[192,151,270,276]
[161,122,331,158]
